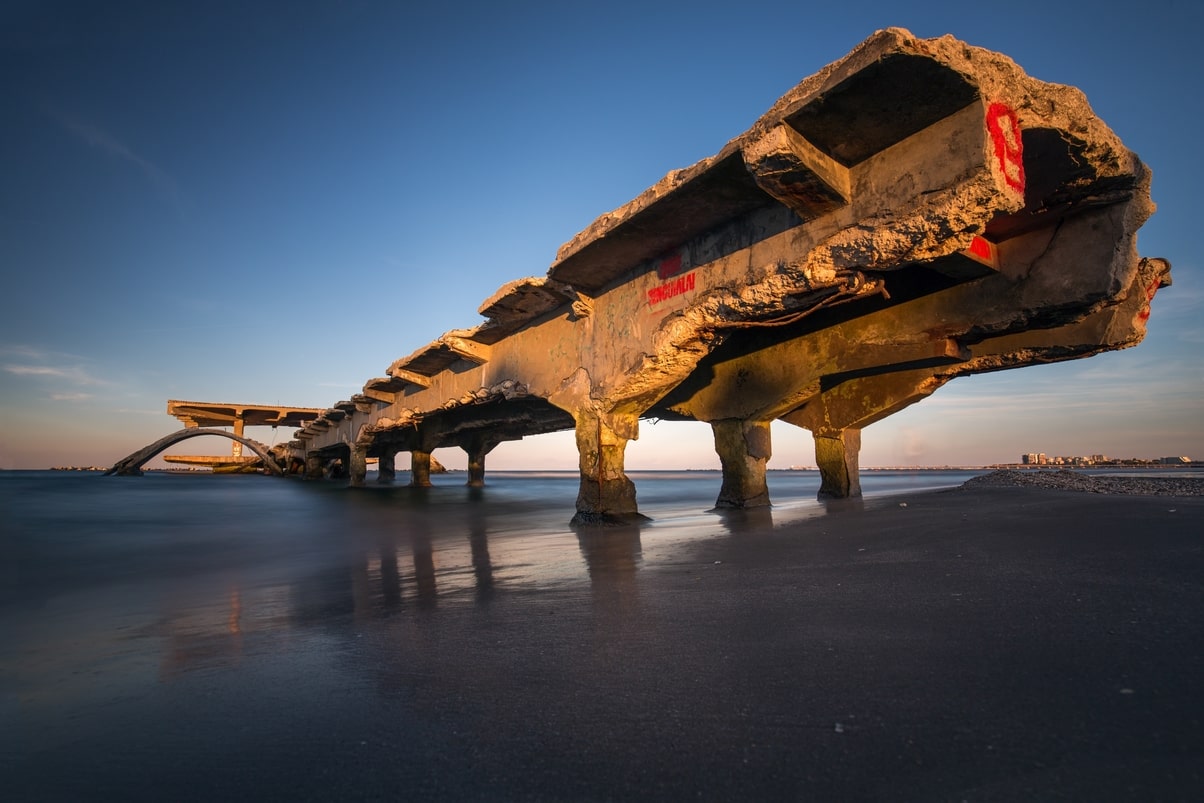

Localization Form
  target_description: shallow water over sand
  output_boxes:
[5,468,1200,800]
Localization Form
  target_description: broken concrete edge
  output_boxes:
[549,26,1145,278]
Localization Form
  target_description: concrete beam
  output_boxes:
[743,124,850,220]
[440,332,492,365]
[384,365,432,388]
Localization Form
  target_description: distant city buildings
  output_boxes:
[1019,453,1193,466]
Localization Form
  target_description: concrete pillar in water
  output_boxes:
[571,410,644,524]
[712,419,772,508]
[377,444,397,483]
[349,443,368,487]
[411,450,432,487]
[814,429,862,499]
[461,433,503,488]
[304,454,325,479]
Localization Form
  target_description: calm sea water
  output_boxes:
[3,466,1195,609]
[1,468,977,601]
[2,466,1199,799]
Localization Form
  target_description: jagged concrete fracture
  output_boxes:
[272,28,1166,521]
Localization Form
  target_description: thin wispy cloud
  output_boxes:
[5,364,69,377]
[48,107,185,215]
[3,362,108,386]
[50,392,93,401]
[1,344,86,361]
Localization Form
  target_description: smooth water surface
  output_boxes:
[3,467,1202,800]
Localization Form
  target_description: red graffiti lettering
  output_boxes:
[986,102,1025,195]
[647,271,696,306]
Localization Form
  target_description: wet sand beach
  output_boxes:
[3,475,1202,801]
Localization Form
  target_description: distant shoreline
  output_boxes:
[22,464,1203,474]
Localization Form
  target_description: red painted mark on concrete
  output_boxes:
[967,235,994,264]
[657,252,684,280]
[1136,277,1161,324]
[647,270,696,306]
[986,102,1025,194]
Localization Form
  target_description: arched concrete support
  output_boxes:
[712,419,772,509]
[105,428,283,476]
[377,444,397,483]
[326,445,350,479]
[460,433,504,488]
[349,443,368,487]
[571,410,644,525]
[814,429,862,499]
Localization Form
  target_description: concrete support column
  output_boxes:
[814,429,862,499]
[377,444,397,483]
[572,410,643,524]
[232,413,245,457]
[411,450,433,487]
[712,419,772,509]
[304,454,325,479]
[349,443,368,487]
[461,433,502,488]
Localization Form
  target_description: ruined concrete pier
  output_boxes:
[118,29,1170,521]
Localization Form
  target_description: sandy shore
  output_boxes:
[6,481,1203,801]
[965,468,1204,496]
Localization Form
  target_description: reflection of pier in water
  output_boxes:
[152,497,810,676]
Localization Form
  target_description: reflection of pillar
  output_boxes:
[572,410,643,524]
[815,429,862,499]
[377,444,397,483]
[577,525,642,619]
[412,532,436,607]
[712,419,772,509]
[468,504,494,598]
[379,543,401,607]
[232,412,245,457]
[461,433,502,488]
[411,451,432,487]
[350,444,367,487]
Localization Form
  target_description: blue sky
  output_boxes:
[2,0,1201,470]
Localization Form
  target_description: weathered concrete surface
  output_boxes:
[282,28,1166,520]
[167,400,324,429]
